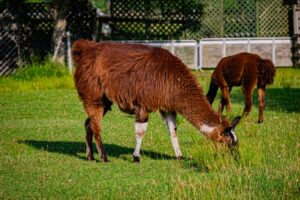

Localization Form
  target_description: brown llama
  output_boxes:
[72,39,241,163]
[206,52,276,123]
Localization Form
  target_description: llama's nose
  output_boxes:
[227,138,238,151]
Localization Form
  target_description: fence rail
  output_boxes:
[124,37,293,70]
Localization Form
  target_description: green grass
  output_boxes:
[0,59,73,92]
[0,67,299,199]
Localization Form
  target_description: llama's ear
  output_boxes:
[231,116,241,129]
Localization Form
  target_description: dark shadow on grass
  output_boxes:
[264,88,300,113]
[19,140,219,173]
[181,158,210,173]
[19,140,175,161]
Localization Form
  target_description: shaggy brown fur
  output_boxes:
[206,52,276,123]
[72,39,241,162]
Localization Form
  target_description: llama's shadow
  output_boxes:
[19,140,175,161]
[263,88,300,113]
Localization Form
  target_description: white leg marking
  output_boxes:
[163,113,183,158]
[133,122,148,157]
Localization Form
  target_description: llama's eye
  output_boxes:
[223,128,231,136]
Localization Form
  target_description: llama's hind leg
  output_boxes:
[85,105,108,162]
[85,117,94,161]
[133,108,149,163]
[257,86,266,123]
[160,111,183,159]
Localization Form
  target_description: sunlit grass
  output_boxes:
[0,59,74,92]
[0,67,299,199]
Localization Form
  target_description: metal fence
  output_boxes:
[126,37,293,69]
[199,37,293,68]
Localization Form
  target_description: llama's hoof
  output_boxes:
[86,156,95,161]
[257,120,263,123]
[101,158,109,162]
[100,155,109,162]
[176,156,184,161]
[133,156,140,163]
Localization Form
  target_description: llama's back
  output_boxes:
[100,43,203,112]
[72,40,204,113]
[212,52,263,87]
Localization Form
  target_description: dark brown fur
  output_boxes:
[73,39,240,162]
[206,52,276,123]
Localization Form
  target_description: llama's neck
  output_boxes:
[175,89,222,134]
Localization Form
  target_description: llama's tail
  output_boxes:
[72,39,102,98]
[206,79,219,104]
[258,59,276,85]
[72,39,97,65]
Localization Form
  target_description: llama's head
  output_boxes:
[222,116,241,149]
[201,116,241,149]
[258,59,276,85]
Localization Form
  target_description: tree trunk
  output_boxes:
[51,0,71,64]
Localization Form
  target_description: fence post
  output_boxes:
[272,38,276,65]
[195,41,199,70]
[293,0,300,67]
[199,40,203,70]
[222,38,226,57]
[171,40,175,55]
[247,38,251,52]
[66,31,73,74]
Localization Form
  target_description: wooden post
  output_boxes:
[293,0,300,67]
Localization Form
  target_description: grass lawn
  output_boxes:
[0,68,299,199]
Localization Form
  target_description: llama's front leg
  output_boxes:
[133,108,149,162]
[257,86,266,123]
[161,111,183,159]
[133,121,148,162]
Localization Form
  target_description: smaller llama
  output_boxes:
[206,52,275,123]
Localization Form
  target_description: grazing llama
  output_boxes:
[206,52,275,123]
[72,39,241,162]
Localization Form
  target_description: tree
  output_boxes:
[51,0,71,64]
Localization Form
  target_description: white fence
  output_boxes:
[199,37,293,69]
[124,37,293,70]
